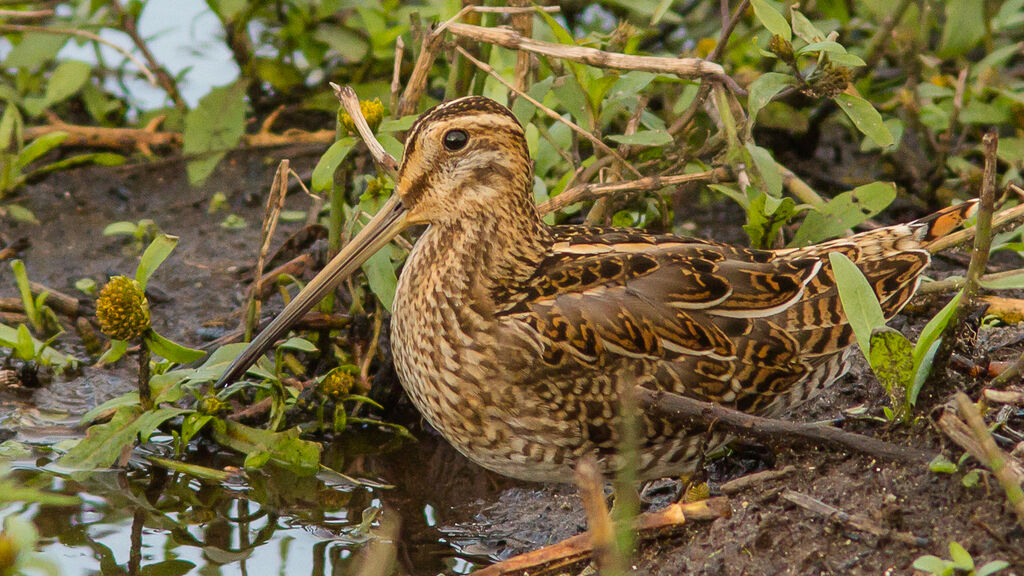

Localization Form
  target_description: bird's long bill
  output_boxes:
[216,194,409,386]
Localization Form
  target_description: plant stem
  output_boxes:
[138,339,152,410]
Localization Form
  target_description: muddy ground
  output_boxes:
[2,150,1023,575]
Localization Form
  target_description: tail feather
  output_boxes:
[914,199,979,246]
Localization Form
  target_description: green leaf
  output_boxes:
[961,469,980,488]
[28,152,125,177]
[790,182,896,246]
[58,406,143,469]
[96,338,129,365]
[948,541,974,570]
[4,33,68,70]
[3,204,39,224]
[744,143,782,197]
[0,322,76,368]
[145,330,206,364]
[210,419,321,476]
[15,323,34,360]
[912,555,952,574]
[938,0,985,58]
[43,61,91,107]
[835,93,894,148]
[135,234,178,290]
[607,130,673,147]
[311,137,357,192]
[17,132,68,169]
[183,80,248,185]
[148,456,232,483]
[790,8,824,42]
[0,105,22,151]
[747,73,792,129]
[279,337,318,352]
[829,252,886,360]
[377,116,417,133]
[750,0,791,41]
[103,221,140,236]
[80,391,140,425]
[868,327,913,420]
[743,192,795,249]
[908,291,962,405]
[976,560,1011,576]
[929,455,958,474]
[186,343,250,384]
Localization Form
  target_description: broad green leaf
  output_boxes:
[928,455,958,474]
[311,137,357,192]
[377,116,417,133]
[835,93,894,148]
[977,561,1011,576]
[3,204,38,224]
[15,323,34,359]
[148,456,233,482]
[744,143,782,197]
[829,252,886,360]
[145,330,206,364]
[938,0,985,58]
[210,419,321,476]
[0,105,22,150]
[16,132,67,169]
[997,137,1024,166]
[796,41,848,55]
[80,391,140,425]
[747,73,792,128]
[651,0,673,24]
[912,555,952,573]
[211,0,246,19]
[869,327,913,421]
[4,33,68,69]
[607,130,673,147]
[103,222,139,236]
[183,80,248,185]
[279,337,318,352]
[42,61,91,107]
[136,407,190,442]
[750,0,791,41]
[58,406,143,469]
[136,234,179,290]
[912,291,962,372]
[743,192,795,249]
[186,343,249,383]
[96,338,129,365]
[0,322,76,367]
[790,182,896,246]
[790,9,824,42]
[511,77,555,126]
[948,542,974,570]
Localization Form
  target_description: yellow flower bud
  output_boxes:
[318,368,355,401]
[339,99,385,134]
[96,276,150,341]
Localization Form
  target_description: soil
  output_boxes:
[1,151,1023,575]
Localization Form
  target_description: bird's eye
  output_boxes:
[443,129,468,151]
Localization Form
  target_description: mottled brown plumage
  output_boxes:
[218,96,978,483]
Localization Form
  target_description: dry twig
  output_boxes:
[636,388,934,466]
[781,490,927,546]
[538,168,728,214]
[243,161,290,341]
[472,497,731,576]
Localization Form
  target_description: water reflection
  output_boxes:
[1,428,516,575]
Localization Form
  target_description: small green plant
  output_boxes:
[830,252,963,423]
[8,259,59,335]
[913,541,1009,576]
[93,234,204,407]
[103,218,161,253]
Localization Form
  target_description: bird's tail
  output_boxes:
[913,199,979,248]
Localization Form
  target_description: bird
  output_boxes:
[216,95,977,483]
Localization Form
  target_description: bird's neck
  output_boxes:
[403,193,551,307]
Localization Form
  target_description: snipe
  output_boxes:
[216,96,976,483]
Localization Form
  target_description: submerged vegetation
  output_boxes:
[2,0,1024,573]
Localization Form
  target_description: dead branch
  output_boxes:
[781,489,927,546]
[23,122,334,153]
[940,394,1024,527]
[455,45,642,178]
[0,23,156,85]
[395,22,446,118]
[109,0,186,111]
[720,466,797,495]
[537,168,729,214]
[243,161,290,340]
[917,269,1024,296]
[332,84,399,177]
[984,388,1024,405]
[446,22,732,88]
[635,387,935,466]
[472,497,731,576]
